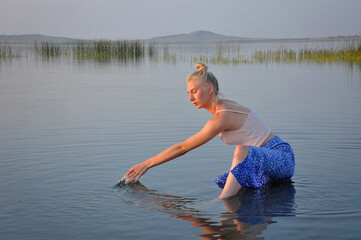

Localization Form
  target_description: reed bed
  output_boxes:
[252,49,297,63]
[0,44,10,58]
[192,42,361,65]
[148,43,157,58]
[29,40,147,59]
[1,39,360,66]
[34,42,62,57]
[73,40,145,59]
[0,42,21,58]
[298,43,361,64]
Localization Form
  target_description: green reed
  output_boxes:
[252,48,297,63]
[0,42,21,58]
[34,42,62,57]
[192,41,361,65]
[253,42,361,64]
[27,39,147,59]
[2,38,360,65]
[148,42,157,57]
[73,40,145,59]
[0,43,9,58]
[298,43,361,64]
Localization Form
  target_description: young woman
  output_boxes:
[123,63,295,199]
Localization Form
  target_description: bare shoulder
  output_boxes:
[215,99,250,131]
[217,99,251,113]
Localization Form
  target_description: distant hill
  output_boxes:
[150,30,253,43]
[149,30,361,43]
[0,34,76,43]
[0,31,250,43]
[1,32,360,44]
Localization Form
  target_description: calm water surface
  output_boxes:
[1,42,361,239]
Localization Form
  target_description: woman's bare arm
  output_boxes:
[123,114,229,183]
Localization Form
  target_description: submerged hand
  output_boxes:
[123,162,150,183]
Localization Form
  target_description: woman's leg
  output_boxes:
[219,145,249,199]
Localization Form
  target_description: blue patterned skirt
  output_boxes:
[215,136,295,188]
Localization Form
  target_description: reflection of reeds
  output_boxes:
[193,55,252,65]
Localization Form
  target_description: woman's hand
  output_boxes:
[120,114,225,184]
[122,162,150,183]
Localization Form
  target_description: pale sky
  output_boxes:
[1,0,361,40]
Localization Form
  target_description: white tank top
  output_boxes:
[216,109,271,147]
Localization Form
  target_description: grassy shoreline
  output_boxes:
[1,40,360,65]
[192,42,361,65]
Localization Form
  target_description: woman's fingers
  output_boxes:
[128,172,139,182]
[134,174,142,182]
[123,172,136,183]
[122,164,144,183]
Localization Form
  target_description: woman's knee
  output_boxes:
[232,145,249,168]
[233,145,249,160]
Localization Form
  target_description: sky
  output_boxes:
[1,0,361,40]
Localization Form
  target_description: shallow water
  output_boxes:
[1,43,361,239]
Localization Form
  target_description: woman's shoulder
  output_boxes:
[217,99,251,113]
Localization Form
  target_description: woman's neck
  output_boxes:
[205,97,220,114]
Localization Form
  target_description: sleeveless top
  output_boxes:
[216,109,271,147]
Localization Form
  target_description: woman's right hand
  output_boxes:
[122,161,150,183]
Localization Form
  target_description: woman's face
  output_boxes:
[187,78,213,109]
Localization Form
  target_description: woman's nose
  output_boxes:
[189,94,194,101]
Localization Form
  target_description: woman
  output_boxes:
[123,63,295,199]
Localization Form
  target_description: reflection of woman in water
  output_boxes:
[117,180,295,239]
[123,63,295,199]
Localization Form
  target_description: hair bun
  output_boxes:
[195,63,208,72]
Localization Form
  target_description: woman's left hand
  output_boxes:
[122,162,150,183]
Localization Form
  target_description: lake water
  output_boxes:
[1,42,361,239]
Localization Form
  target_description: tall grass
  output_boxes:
[252,49,297,63]
[0,42,21,58]
[251,42,361,65]
[34,42,62,57]
[298,43,361,64]
[1,39,360,66]
[192,41,361,65]
[28,39,147,60]
[148,42,157,57]
[73,40,145,59]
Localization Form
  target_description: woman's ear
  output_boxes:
[207,83,214,95]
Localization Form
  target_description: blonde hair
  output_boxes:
[186,63,219,97]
